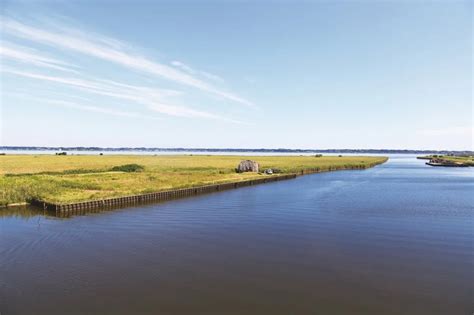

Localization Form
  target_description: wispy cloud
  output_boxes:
[3,91,162,120]
[1,67,243,123]
[200,71,224,83]
[171,60,196,75]
[46,99,162,120]
[171,60,224,83]
[2,17,254,107]
[0,41,79,74]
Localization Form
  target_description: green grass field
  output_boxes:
[0,154,388,205]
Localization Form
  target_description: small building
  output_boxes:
[236,160,259,173]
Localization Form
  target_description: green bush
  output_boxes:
[110,164,144,172]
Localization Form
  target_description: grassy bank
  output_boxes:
[0,155,387,206]
[418,155,474,166]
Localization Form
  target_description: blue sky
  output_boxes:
[1,0,472,150]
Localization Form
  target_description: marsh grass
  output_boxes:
[0,155,387,205]
[419,155,474,166]
[441,156,474,166]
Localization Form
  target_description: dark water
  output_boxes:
[1,156,473,315]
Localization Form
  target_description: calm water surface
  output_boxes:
[1,156,473,314]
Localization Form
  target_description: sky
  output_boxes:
[0,0,472,150]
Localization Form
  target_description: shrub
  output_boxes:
[110,164,144,172]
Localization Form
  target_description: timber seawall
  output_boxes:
[30,161,386,217]
[31,174,296,217]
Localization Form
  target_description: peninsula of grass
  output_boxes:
[418,155,474,167]
[0,154,387,206]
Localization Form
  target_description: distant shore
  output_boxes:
[1,146,472,156]
[418,155,474,167]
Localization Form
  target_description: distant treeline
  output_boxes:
[1,146,473,155]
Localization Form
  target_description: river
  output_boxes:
[1,155,472,314]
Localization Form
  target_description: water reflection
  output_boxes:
[0,205,54,219]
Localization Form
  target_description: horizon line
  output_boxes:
[1,146,472,154]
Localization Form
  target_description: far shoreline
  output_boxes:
[1,146,472,156]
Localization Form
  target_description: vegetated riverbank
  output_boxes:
[417,155,474,167]
[0,155,387,207]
